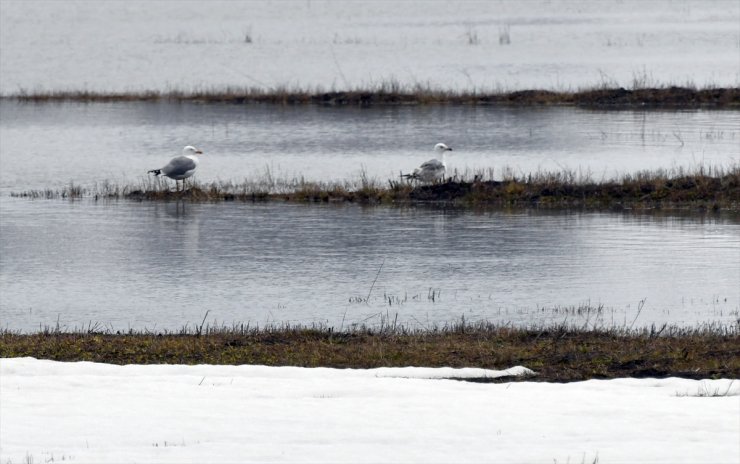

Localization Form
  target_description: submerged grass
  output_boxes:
[1,320,737,382]
[5,84,739,108]
[11,165,740,211]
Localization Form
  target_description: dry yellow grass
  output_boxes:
[2,322,737,382]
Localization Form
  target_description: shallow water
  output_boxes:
[1,103,738,331]
[1,102,738,196]
[1,1,738,93]
[1,198,737,332]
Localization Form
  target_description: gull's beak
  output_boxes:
[196,150,203,154]
[447,147,453,151]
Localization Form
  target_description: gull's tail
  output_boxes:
[148,169,162,176]
[401,172,417,180]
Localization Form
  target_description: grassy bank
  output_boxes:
[11,166,740,211]
[1,322,737,382]
[5,86,739,108]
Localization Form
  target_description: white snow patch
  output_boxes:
[1,357,738,463]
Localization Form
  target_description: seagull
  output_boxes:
[403,143,453,183]
[148,146,203,191]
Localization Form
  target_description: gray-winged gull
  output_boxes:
[148,146,203,191]
[403,143,453,183]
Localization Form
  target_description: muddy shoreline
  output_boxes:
[5,86,739,109]
[2,324,737,382]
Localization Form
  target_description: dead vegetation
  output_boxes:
[1,321,737,382]
[11,165,740,211]
[5,86,739,108]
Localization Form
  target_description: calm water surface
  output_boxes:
[1,198,737,332]
[1,103,738,331]
[1,102,738,195]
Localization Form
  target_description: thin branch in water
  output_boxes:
[366,258,385,304]
[629,298,646,329]
[197,310,211,336]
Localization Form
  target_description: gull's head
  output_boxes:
[434,143,452,153]
[183,145,203,156]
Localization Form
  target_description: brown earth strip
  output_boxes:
[13,168,740,211]
[2,325,738,382]
[5,87,740,108]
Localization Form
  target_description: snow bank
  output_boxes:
[1,358,737,463]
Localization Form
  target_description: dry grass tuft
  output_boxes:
[5,85,739,108]
[1,320,737,382]
[11,165,740,211]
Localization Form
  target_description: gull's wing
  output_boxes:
[161,156,197,177]
[418,158,444,170]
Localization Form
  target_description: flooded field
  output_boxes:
[1,198,737,332]
[1,102,738,196]
[2,4,738,463]
[1,1,737,93]
[1,102,738,332]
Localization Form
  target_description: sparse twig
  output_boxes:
[365,258,385,304]
[629,298,646,329]
[196,310,211,337]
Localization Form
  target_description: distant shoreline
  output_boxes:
[3,86,739,109]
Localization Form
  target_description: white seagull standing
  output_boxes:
[403,143,453,183]
[148,145,203,191]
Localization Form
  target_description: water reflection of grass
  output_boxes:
[6,85,739,108]
[1,319,737,382]
[12,165,739,211]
